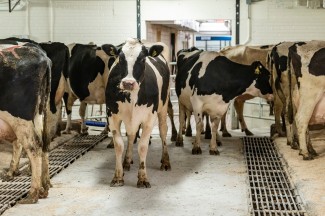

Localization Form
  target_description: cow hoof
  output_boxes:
[110,179,124,187]
[137,180,151,188]
[278,131,286,137]
[171,133,177,142]
[160,161,171,171]
[175,140,184,147]
[209,150,220,155]
[38,187,49,199]
[217,141,222,146]
[1,172,14,181]
[222,132,232,137]
[302,154,314,160]
[204,133,211,139]
[192,147,202,155]
[123,160,132,171]
[18,194,38,204]
[244,129,254,136]
[185,129,192,137]
[291,143,299,150]
[106,139,114,148]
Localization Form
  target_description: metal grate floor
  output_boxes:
[243,137,307,216]
[0,134,107,215]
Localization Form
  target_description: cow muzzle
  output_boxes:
[121,79,137,91]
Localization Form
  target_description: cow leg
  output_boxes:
[192,111,203,155]
[105,116,115,148]
[40,151,51,199]
[62,93,77,134]
[19,129,42,204]
[285,100,298,150]
[209,117,221,155]
[220,112,232,137]
[204,114,211,139]
[79,102,89,135]
[295,92,322,160]
[3,139,23,180]
[273,93,286,138]
[168,99,177,142]
[137,119,155,188]
[110,117,125,187]
[176,103,186,147]
[306,129,318,157]
[234,98,253,136]
[158,109,171,171]
[185,110,192,137]
[123,133,135,171]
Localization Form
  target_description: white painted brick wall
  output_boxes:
[1,0,325,45]
[52,1,136,45]
[243,0,325,45]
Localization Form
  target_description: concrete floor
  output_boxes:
[0,125,324,216]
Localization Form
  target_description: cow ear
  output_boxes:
[148,45,164,57]
[102,44,118,57]
[252,61,262,75]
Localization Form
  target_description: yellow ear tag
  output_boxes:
[109,47,115,56]
[152,50,157,57]
[255,67,261,75]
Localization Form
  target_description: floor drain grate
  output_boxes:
[243,136,307,216]
[0,133,108,215]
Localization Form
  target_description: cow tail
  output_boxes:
[42,61,52,152]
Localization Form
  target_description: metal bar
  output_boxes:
[136,0,141,39]
[235,0,240,45]
[9,0,21,12]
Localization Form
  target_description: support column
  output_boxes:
[137,0,141,39]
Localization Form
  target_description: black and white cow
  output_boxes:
[220,44,274,137]
[63,43,115,135]
[287,40,325,160]
[4,38,70,140]
[175,47,203,138]
[38,42,70,139]
[0,41,51,203]
[102,38,171,188]
[268,42,297,144]
[176,50,273,154]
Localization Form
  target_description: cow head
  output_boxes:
[251,61,274,101]
[102,38,164,92]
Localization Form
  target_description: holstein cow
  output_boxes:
[268,42,297,145]
[102,38,171,188]
[0,41,51,203]
[4,38,70,140]
[219,44,274,137]
[287,40,325,160]
[39,42,70,139]
[63,43,115,135]
[175,47,205,138]
[176,50,273,154]
[142,41,177,141]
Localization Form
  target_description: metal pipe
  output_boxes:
[9,0,21,12]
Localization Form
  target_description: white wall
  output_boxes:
[243,1,325,45]
[1,0,325,45]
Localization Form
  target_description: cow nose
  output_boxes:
[122,80,135,90]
